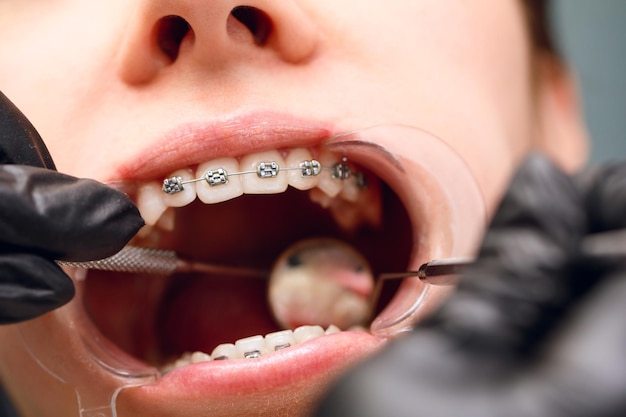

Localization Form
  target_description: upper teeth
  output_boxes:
[133,147,379,231]
[161,149,353,197]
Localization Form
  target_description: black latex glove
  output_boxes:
[315,154,626,417]
[0,91,144,324]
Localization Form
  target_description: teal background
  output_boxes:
[551,0,626,162]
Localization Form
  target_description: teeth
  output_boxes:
[162,168,196,207]
[240,150,289,194]
[211,343,239,361]
[190,351,212,363]
[316,151,343,198]
[311,171,382,232]
[235,335,267,359]
[152,149,375,212]
[160,324,346,373]
[160,352,192,374]
[133,148,382,248]
[196,157,243,204]
[285,148,319,190]
[136,181,168,226]
[339,176,360,202]
[294,325,325,344]
[325,324,341,335]
[265,329,296,352]
[309,187,333,209]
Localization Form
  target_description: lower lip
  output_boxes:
[127,331,383,404]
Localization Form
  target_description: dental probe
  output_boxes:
[378,258,472,285]
[59,245,473,282]
[58,245,270,278]
[59,227,626,281]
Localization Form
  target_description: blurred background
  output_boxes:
[551,0,626,163]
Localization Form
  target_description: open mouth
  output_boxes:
[17,123,484,415]
[83,142,413,373]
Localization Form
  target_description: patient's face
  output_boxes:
[0,1,563,416]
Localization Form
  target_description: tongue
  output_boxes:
[157,273,280,357]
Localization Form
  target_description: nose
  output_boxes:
[117,0,319,84]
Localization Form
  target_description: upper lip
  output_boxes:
[112,111,333,181]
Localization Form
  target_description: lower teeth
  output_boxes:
[160,324,350,374]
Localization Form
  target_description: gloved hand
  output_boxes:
[315,154,626,417]
[0,91,144,324]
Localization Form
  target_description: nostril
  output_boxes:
[156,15,192,62]
[230,6,272,45]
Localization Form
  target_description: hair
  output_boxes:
[523,0,556,55]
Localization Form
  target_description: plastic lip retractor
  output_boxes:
[17,275,159,417]
[15,124,485,416]
[323,125,487,337]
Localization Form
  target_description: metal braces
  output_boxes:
[243,350,261,359]
[274,343,291,351]
[162,157,366,195]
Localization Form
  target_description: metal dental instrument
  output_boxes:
[60,227,626,304]
[59,245,472,295]
[60,245,471,281]
[378,257,471,286]
[59,246,270,278]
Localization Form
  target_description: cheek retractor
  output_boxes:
[17,278,160,417]
[18,125,486,417]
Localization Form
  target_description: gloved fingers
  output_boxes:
[0,91,55,169]
[0,164,144,262]
[423,153,587,357]
[329,274,626,417]
[578,159,626,232]
[0,253,74,324]
[508,267,626,417]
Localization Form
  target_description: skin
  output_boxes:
[0,1,588,416]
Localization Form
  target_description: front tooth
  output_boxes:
[265,330,296,352]
[136,181,168,226]
[235,335,266,359]
[211,343,240,360]
[293,325,325,344]
[285,148,319,191]
[240,150,288,194]
[163,168,196,207]
[196,158,243,204]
